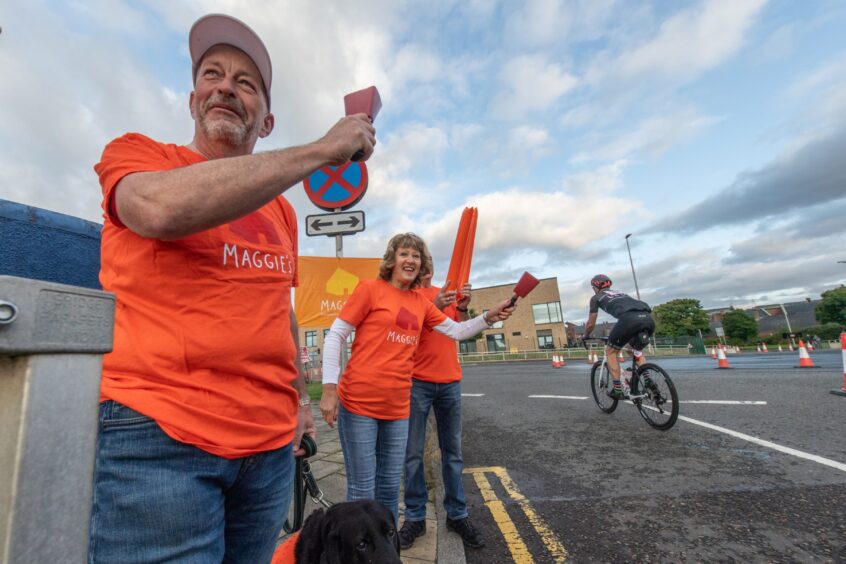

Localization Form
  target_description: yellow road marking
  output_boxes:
[472,471,534,563]
[465,466,569,563]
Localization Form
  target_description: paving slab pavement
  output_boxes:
[276,405,466,563]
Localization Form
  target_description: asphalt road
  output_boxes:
[459,351,846,563]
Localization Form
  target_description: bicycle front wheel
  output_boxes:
[635,363,679,430]
[590,361,618,414]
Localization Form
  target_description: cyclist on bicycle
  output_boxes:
[582,274,655,399]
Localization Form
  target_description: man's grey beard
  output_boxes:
[195,98,260,146]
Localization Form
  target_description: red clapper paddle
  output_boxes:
[509,272,540,307]
[344,86,382,161]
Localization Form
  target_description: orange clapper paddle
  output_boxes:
[344,86,382,161]
[509,271,540,307]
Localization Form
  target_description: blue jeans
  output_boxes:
[88,400,294,564]
[403,379,468,522]
[337,402,409,523]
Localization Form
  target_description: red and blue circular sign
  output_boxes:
[303,162,368,212]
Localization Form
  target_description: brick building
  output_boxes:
[461,277,568,353]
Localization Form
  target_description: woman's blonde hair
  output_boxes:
[378,232,433,289]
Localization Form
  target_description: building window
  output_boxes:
[482,310,504,329]
[532,302,563,324]
[305,330,317,347]
[537,329,554,349]
[459,340,477,354]
[323,328,330,340]
[486,333,506,352]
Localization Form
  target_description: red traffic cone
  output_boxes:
[586,351,593,364]
[808,341,815,351]
[832,333,846,397]
[716,345,732,369]
[795,340,816,368]
[756,344,761,353]
[762,343,769,353]
[711,346,717,359]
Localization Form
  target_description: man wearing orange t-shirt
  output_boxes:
[399,273,485,550]
[88,14,376,564]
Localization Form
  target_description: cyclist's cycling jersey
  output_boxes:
[589,289,651,319]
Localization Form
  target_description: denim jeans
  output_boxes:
[88,400,294,564]
[337,402,409,523]
[403,379,468,522]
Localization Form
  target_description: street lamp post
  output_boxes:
[625,234,641,300]
[779,304,795,348]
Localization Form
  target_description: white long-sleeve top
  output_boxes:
[321,314,490,385]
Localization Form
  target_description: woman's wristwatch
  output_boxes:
[298,396,311,408]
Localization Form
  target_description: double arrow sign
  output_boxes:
[305,210,366,237]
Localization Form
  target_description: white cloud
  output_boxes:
[489,55,578,120]
[570,109,723,164]
[612,0,767,82]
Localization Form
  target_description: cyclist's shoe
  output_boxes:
[446,517,485,548]
[606,386,625,400]
[399,519,426,550]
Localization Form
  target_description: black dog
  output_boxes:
[295,500,401,564]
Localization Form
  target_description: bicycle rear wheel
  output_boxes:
[590,361,618,413]
[635,363,678,430]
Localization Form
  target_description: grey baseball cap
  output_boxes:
[189,14,272,107]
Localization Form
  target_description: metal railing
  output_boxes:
[458,345,692,364]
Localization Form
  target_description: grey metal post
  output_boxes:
[624,233,641,300]
[0,276,114,563]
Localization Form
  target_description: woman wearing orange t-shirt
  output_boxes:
[320,233,514,522]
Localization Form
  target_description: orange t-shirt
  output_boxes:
[338,279,447,419]
[412,286,463,384]
[95,133,300,459]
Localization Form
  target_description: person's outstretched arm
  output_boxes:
[319,318,354,428]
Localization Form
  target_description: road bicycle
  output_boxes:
[585,337,679,430]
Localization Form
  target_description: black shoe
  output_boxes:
[606,387,624,400]
[446,517,485,548]
[399,519,426,550]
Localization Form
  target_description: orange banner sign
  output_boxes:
[294,256,381,327]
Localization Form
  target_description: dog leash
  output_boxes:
[283,434,333,534]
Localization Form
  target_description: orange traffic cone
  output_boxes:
[808,341,815,351]
[756,344,761,353]
[831,333,846,397]
[586,352,593,364]
[778,344,783,352]
[716,345,732,369]
[762,343,769,353]
[795,340,816,368]
[551,355,557,368]
[711,346,717,359]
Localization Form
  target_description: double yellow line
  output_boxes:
[464,466,568,563]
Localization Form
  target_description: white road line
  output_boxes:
[529,395,588,400]
[676,400,767,405]
[462,393,485,397]
[678,414,846,473]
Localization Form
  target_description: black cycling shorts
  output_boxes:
[607,311,655,350]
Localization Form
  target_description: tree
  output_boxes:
[816,286,846,325]
[721,309,758,342]
[652,298,710,338]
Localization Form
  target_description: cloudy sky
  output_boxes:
[2,0,845,322]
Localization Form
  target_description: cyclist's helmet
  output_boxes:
[591,274,612,290]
